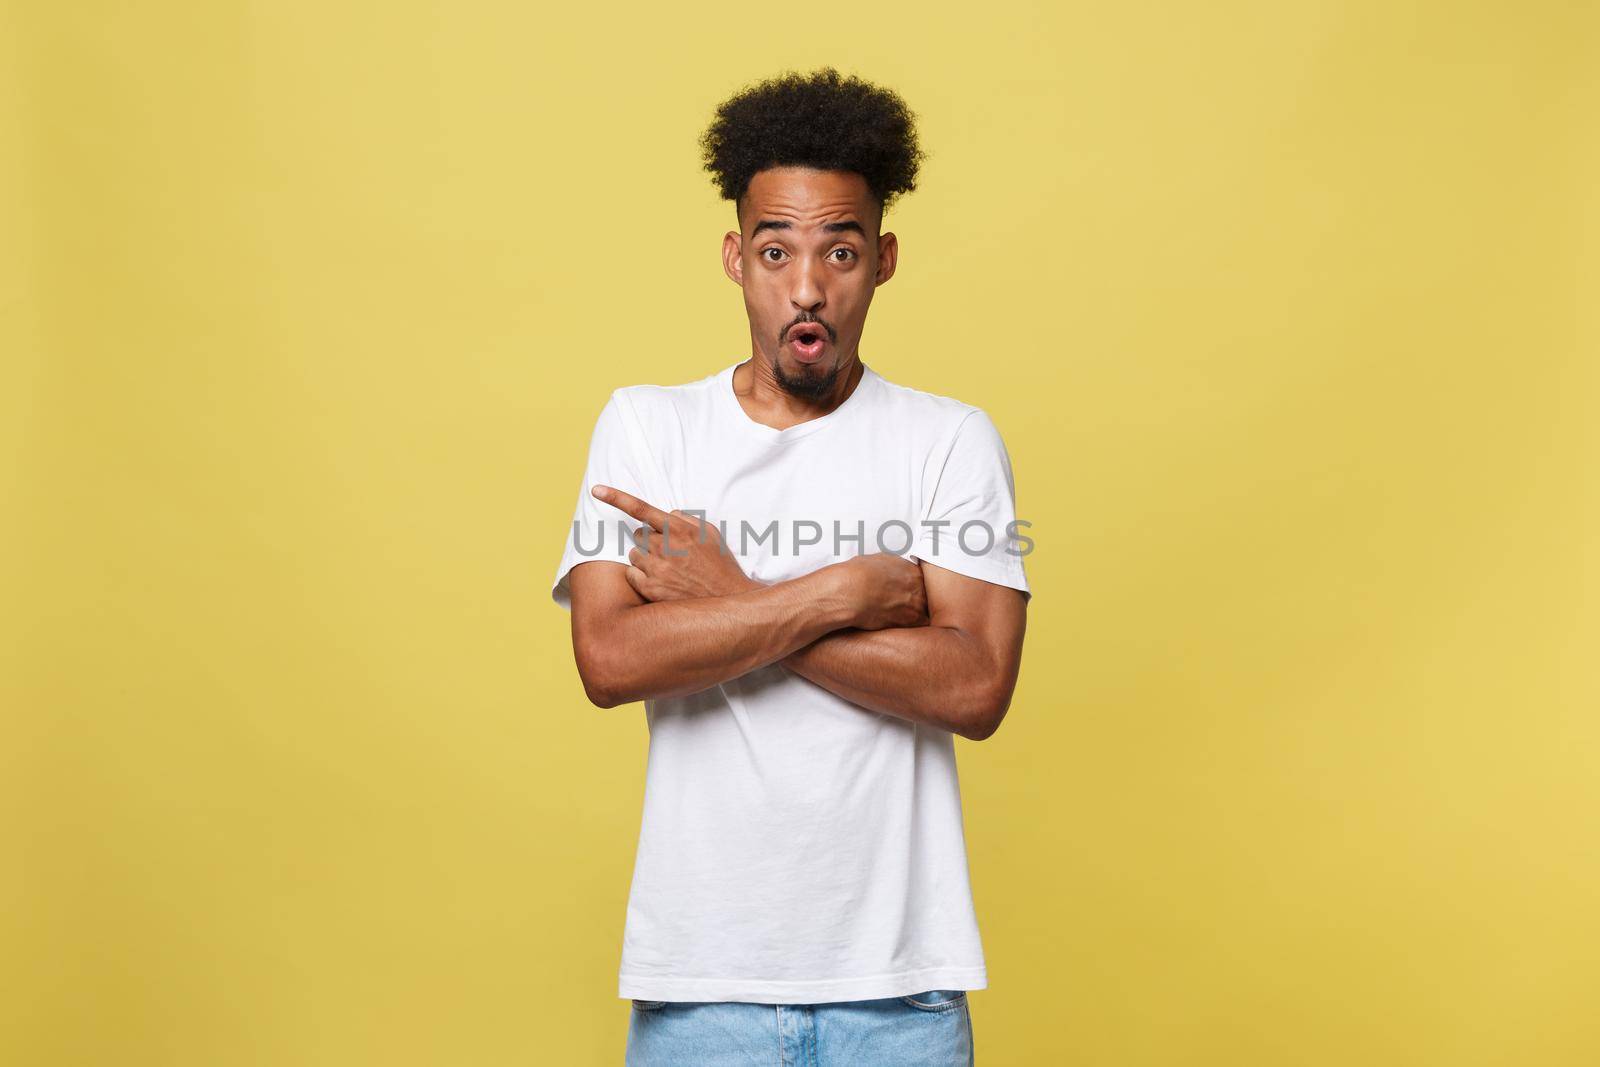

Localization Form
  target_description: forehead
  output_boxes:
[740,167,877,231]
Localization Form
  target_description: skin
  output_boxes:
[567,166,1028,740]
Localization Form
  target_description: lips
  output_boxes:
[788,323,828,363]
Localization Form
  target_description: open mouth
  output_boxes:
[788,324,828,362]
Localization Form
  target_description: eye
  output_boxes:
[761,247,787,262]
[830,248,857,262]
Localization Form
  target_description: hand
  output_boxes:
[592,485,758,602]
[840,553,929,630]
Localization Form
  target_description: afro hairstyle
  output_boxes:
[699,67,926,223]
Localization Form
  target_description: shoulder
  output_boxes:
[870,369,979,420]
[581,367,727,446]
[868,369,1004,449]
[605,366,724,423]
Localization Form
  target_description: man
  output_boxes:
[551,68,1031,1066]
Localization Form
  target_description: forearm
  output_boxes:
[580,565,857,706]
[781,626,1010,739]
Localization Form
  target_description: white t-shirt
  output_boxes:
[551,360,1031,1004]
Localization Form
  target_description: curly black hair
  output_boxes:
[699,67,926,221]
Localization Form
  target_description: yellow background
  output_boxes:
[5,1,1597,1063]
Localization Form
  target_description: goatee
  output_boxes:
[773,357,842,402]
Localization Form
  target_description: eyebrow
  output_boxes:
[751,219,866,237]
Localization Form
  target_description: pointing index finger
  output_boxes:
[592,484,670,531]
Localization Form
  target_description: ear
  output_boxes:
[722,230,744,287]
[874,231,899,287]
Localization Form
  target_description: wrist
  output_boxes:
[813,558,865,630]
[722,571,762,597]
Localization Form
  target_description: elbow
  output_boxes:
[574,645,629,709]
[579,670,620,709]
[584,679,622,710]
[955,681,1014,742]
[957,711,1004,742]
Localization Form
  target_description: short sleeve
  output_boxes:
[907,409,1032,600]
[550,391,657,611]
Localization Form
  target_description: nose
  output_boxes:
[790,255,824,314]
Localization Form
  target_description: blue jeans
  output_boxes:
[624,989,975,1066]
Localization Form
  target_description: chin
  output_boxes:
[773,349,843,401]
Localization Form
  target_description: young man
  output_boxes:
[552,68,1031,1066]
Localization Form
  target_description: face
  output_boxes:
[721,166,898,400]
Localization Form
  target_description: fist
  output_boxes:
[844,553,929,630]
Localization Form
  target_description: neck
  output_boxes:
[733,353,865,431]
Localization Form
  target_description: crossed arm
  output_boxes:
[567,486,1028,740]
